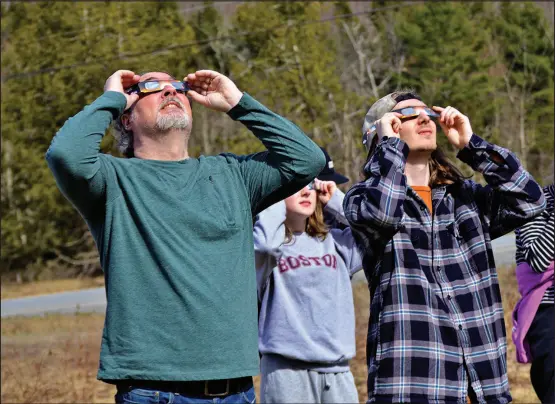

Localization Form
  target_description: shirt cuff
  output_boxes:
[226,92,255,120]
[101,91,128,114]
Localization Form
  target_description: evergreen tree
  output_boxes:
[390,2,500,163]
[230,2,345,154]
[186,1,241,156]
[1,1,199,277]
[490,2,554,182]
[1,1,552,279]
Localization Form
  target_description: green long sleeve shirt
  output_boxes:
[46,91,325,382]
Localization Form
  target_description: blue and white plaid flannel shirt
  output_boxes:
[344,134,545,404]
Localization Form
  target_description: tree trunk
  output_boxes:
[3,139,13,209]
[518,94,527,169]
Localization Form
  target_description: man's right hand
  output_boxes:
[375,112,403,140]
[104,70,141,111]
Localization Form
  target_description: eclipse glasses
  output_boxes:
[391,106,440,121]
[125,80,190,95]
[363,106,440,152]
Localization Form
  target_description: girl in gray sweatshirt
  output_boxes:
[253,179,363,403]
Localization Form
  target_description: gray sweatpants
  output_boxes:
[260,354,360,404]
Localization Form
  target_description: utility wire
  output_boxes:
[2,4,409,82]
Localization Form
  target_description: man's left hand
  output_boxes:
[432,106,473,150]
[184,70,242,112]
[314,179,337,205]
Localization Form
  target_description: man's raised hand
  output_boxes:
[184,70,243,112]
[104,70,141,111]
[376,112,403,140]
[432,106,473,150]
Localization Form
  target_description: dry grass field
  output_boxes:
[1,267,538,403]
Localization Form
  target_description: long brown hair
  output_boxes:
[284,198,329,243]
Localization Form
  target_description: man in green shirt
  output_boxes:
[46,69,325,403]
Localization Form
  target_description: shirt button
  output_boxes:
[436,266,441,271]
[420,206,426,211]
[447,295,452,300]
[458,325,463,330]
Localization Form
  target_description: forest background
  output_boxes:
[1,1,554,280]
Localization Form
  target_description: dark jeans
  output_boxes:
[115,384,255,404]
[528,304,555,404]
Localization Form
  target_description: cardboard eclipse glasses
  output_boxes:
[393,106,440,121]
[363,106,440,152]
[125,80,190,95]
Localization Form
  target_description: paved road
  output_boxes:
[1,287,107,318]
[1,233,517,318]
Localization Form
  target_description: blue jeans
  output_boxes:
[114,386,256,404]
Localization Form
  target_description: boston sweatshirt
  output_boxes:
[253,190,363,372]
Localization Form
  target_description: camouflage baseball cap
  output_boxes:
[361,93,398,152]
[361,90,424,152]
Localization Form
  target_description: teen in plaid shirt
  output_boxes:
[343,91,545,404]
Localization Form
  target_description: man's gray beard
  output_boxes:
[128,105,192,138]
[155,111,191,132]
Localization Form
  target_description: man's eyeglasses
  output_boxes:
[125,80,190,95]
[391,106,439,121]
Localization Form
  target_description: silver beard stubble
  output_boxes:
[130,97,191,134]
